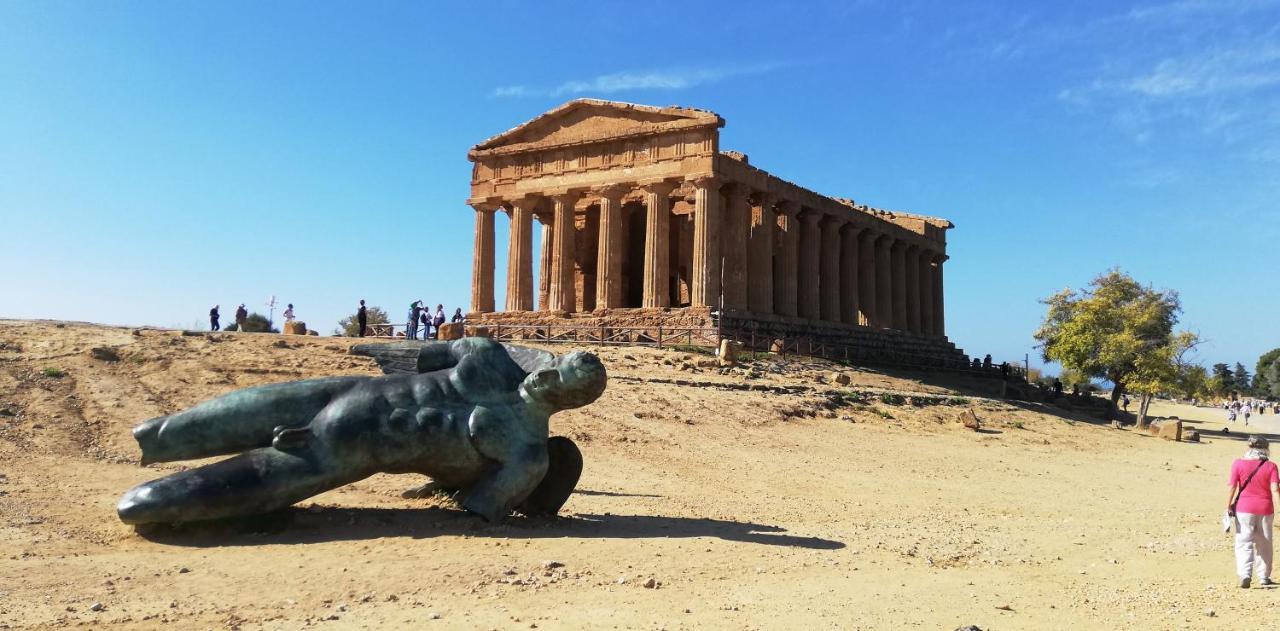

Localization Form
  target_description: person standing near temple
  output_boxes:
[234,304,248,332]
[357,300,368,337]
[283,304,295,327]
[209,305,220,331]
[451,307,464,323]
[432,304,446,338]
[407,301,422,340]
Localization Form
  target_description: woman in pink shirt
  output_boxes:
[1228,435,1280,588]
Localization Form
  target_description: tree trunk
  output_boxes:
[1135,393,1153,429]
[1107,381,1125,421]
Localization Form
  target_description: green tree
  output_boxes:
[1233,362,1252,396]
[1127,331,1200,428]
[238,312,277,333]
[334,305,390,337]
[1034,269,1181,420]
[1211,363,1234,396]
[1254,348,1280,397]
[1177,364,1209,401]
[1265,359,1280,399]
[1058,366,1096,391]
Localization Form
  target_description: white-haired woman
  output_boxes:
[1228,435,1280,588]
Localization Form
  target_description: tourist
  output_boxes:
[283,304,295,326]
[1226,435,1278,589]
[1122,395,1130,412]
[451,308,464,324]
[1052,379,1063,396]
[209,305,220,332]
[983,354,992,370]
[420,309,432,339]
[407,301,422,340]
[1243,402,1253,426]
[357,300,367,338]
[234,304,247,332]
[1229,407,1238,423]
[433,304,446,335]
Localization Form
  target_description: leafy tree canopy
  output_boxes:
[1034,269,1180,394]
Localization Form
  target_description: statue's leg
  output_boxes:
[117,446,360,525]
[132,376,365,464]
[515,437,582,517]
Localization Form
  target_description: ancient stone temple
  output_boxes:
[466,99,969,367]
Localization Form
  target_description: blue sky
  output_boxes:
[2,1,1277,371]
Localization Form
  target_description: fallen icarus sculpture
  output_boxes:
[117,338,606,525]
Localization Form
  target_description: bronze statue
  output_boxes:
[117,338,605,525]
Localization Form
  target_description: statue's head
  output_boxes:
[522,351,607,411]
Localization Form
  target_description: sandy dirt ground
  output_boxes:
[1,320,1278,630]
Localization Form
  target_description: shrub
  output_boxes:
[42,367,64,378]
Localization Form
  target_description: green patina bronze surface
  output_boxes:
[117,338,605,525]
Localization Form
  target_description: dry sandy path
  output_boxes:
[1,321,1278,629]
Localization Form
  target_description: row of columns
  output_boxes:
[470,178,947,337]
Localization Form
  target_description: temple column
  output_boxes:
[772,201,799,317]
[748,192,775,314]
[819,216,842,321]
[641,181,675,308]
[890,241,907,330]
[721,184,750,310]
[933,255,947,337]
[593,186,627,310]
[875,235,893,328]
[548,192,579,312]
[798,210,822,319]
[857,230,877,326]
[919,250,935,337]
[536,217,552,310]
[840,226,860,325]
[905,245,921,334]
[470,203,496,313]
[504,197,536,312]
[688,176,721,308]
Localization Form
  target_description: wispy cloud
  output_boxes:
[1048,0,1280,161]
[492,63,787,98]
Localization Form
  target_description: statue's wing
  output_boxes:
[350,341,427,375]
[501,344,557,374]
[351,340,557,376]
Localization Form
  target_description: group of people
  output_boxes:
[1226,399,1279,425]
[208,300,467,338]
[404,301,464,340]
[209,304,253,332]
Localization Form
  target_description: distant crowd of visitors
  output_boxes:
[1226,399,1279,425]
[208,299,464,338]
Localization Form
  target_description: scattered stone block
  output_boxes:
[87,347,120,362]
[1184,430,1200,443]
[830,372,851,386]
[469,326,492,339]
[436,322,464,341]
[1149,418,1182,441]
[717,340,742,367]
[958,409,981,431]
[306,330,319,336]
[283,321,307,335]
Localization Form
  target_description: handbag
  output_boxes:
[1225,458,1269,533]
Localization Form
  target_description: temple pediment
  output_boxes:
[470,99,723,157]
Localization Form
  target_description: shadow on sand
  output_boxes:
[135,506,845,551]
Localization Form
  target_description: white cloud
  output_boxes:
[492,63,787,98]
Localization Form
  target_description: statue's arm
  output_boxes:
[462,406,548,522]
